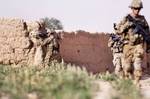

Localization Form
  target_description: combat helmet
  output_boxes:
[129,0,143,8]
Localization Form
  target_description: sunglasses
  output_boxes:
[132,7,141,10]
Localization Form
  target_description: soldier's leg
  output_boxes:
[122,45,134,79]
[113,53,123,77]
[34,46,44,66]
[44,46,53,64]
[50,52,62,62]
[122,59,132,79]
[133,45,144,85]
[133,57,143,86]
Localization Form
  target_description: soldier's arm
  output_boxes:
[143,16,150,53]
[108,37,114,47]
[115,15,133,34]
[115,16,128,34]
[42,35,54,46]
[143,16,150,34]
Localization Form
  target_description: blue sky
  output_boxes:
[0,0,150,32]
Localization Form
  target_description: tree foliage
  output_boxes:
[40,17,63,30]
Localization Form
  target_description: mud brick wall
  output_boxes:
[0,18,47,65]
[0,18,33,65]
[60,32,113,73]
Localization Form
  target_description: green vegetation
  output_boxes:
[0,62,143,99]
[0,62,95,99]
[112,79,142,99]
[40,17,63,30]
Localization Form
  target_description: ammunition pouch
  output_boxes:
[112,41,124,53]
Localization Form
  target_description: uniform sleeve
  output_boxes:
[115,16,127,34]
[108,37,114,47]
[143,16,150,34]
[115,15,133,34]
[142,16,150,53]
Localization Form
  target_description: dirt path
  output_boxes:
[93,74,150,99]
[140,74,150,99]
[93,80,116,99]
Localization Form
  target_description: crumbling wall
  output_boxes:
[0,18,33,65]
[60,31,113,73]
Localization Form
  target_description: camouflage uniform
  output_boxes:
[115,0,150,83]
[30,21,62,66]
[39,19,62,63]
[108,33,123,76]
[50,31,62,62]
[30,30,46,65]
[43,30,62,63]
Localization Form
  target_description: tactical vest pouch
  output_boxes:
[128,29,143,45]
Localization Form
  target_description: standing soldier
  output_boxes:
[30,20,62,66]
[115,0,150,85]
[108,32,124,78]
[43,30,62,63]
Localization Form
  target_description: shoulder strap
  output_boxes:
[126,14,135,22]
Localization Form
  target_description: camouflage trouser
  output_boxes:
[43,46,53,64]
[43,46,62,64]
[34,45,44,66]
[122,44,144,80]
[50,52,62,62]
[112,53,123,75]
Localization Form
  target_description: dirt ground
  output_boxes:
[140,74,150,99]
[93,74,150,99]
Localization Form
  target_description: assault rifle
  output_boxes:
[132,24,150,41]
[109,33,124,47]
[36,32,48,39]
[110,33,121,42]
[126,15,150,52]
[127,15,150,45]
[110,23,124,43]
